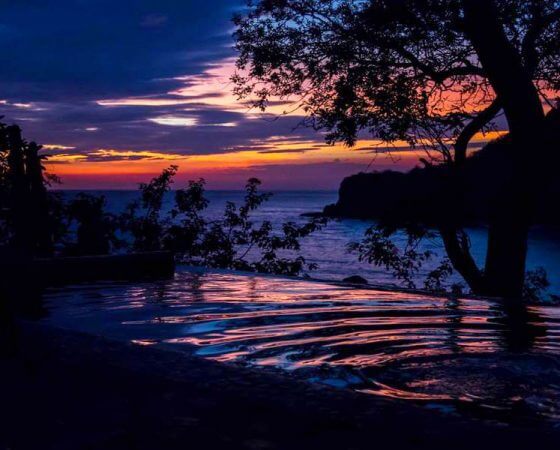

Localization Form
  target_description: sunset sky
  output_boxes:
[0,0,503,190]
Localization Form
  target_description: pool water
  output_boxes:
[41,267,560,424]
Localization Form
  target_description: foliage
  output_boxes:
[351,221,552,300]
[120,166,177,252]
[234,1,557,156]
[424,259,455,293]
[120,168,326,276]
[233,0,560,298]
[523,267,551,303]
[63,193,123,256]
[162,178,209,255]
[349,223,454,291]
[0,122,324,278]
[46,192,70,251]
[0,120,61,254]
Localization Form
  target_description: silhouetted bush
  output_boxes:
[120,166,178,252]
[348,223,456,292]
[120,168,326,276]
[0,122,325,278]
[0,120,63,255]
[64,193,123,256]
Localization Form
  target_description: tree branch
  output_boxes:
[522,6,560,73]
[394,46,484,83]
[454,97,502,165]
[439,225,487,294]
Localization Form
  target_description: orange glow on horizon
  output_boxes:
[54,54,514,189]
[45,130,503,189]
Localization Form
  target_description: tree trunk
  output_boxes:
[484,200,530,298]
[6,126,33,254]
[439,224,488,294]
[25,142,53,256]
[461,0,546,299]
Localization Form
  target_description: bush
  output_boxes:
[120,168,326,276]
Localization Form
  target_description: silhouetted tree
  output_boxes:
[163,178,209,255]
[121,167,325,276]
[65,194,121,256]
[189,177,325,275]
[0,125,324,277]
[120,165,177,252]
[24,141,53,255]
[5,125,30,251]
[233,0,560,298]
[0,122,57,255]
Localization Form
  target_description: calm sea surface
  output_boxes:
[62,190,560,296]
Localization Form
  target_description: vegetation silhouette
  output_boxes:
[64,193,122,256]
[0,122,325,282]
[233,0,560,299]
[0,122,59,256]
[120,167,326,276]
[325,131,560,226]
[327,134,557,296]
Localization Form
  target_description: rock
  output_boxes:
[300,212,324,218]
[342,275,368,285]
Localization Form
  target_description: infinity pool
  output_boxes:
[41,267,560,424]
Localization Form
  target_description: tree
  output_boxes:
[0,122,57,255]
[233,0,560,299]
[120,165,178,252]
[120,168,326,276]
[65,193,122,256]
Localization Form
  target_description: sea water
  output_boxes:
[59,190,560,296]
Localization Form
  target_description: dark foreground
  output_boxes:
[1,321,560,450]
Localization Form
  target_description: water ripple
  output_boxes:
[42,268,560,424]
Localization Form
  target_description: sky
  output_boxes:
[0,0,498,190]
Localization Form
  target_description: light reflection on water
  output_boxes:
[42,268,560,423]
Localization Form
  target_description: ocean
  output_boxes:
[60,190,560,297]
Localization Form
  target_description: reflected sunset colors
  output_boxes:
[42,268,560,423]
